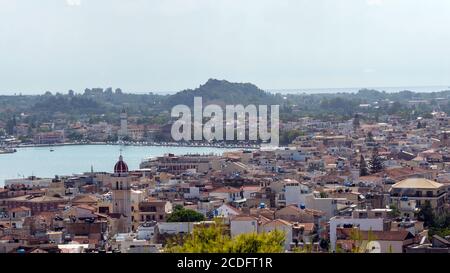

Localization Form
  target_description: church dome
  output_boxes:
[114,155,129,174]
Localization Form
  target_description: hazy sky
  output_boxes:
[1,0,450,94]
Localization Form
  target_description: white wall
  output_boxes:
[305,195,342,221]
[157,222,194,234]
[230,220,258,237]
[329,217,384,252]
[261,224,292,251]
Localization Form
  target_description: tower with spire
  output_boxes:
[110,153,132,233]
[118,108,128,140]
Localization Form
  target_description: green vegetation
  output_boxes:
[369,147,384,174]
[2,79,450,146]
[418,201,450,238]
[279,130,303,146]
[359,154,369,176]
[349,229,377,253]
[388,204,401,219]
[166,205,205,222]
[417,201,434,227]
[165,221,285,253]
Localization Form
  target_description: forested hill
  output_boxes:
[165,79,282,107]
[1,79,450,125]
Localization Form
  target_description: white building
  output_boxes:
[305,195,345,221]
[261,219,293,251]
[111,233,162,253]
[329,216,385,252]
[230,216,258,237]
[136,223,157,241]
[281,179,313,207]
[5,177,53,189]
[209,187,242,203]
[157,222,195,234]
[215,204,241,218]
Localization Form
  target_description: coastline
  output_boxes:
[12,141,259,150]
[0,143,245,186]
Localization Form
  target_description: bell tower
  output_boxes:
[118,108,128,140]
[111,154,132,232]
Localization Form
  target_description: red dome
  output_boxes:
[114,155,129,173]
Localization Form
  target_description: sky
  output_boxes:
[0,0,450,94]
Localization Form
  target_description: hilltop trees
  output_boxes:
[165,221,285,253]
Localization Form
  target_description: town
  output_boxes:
[1,90,450,253]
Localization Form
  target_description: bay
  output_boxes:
[0,144,237,186]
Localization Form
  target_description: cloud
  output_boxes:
[366,0,383,6]
[66,0,81,6]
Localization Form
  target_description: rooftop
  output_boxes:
[392,178,444,189]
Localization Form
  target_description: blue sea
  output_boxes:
[265,85,450,94]
[0,145,237,186]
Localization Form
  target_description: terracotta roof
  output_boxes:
[231,216,258,222]
[241,186,261,191]
[392,178,443,189]
[220,204,241,215]
[277,205,325,217]
[293,222,315,232]
[72,195,98,204]
[8,195,65,203]
[74,204,97,212]
[263,218,293,227]
[339,229,414,241]
[8,206,31,213]
[211,187,241,194]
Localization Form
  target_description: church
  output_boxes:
[109,154,132,233]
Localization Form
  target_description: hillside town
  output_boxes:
[1,107,450,253]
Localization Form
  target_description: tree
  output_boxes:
[319,238,329,251]
[417,201,434,227]
[349,228,377,253]
[428,212,450,238]
[353,114,360,131]
[359,154,369,176]
[366,131,374,143]
[167,205,205,222]
[279,130,303,146]
[165,221,285,253]
[369,148,384,174]
[417,121,423,129]
[6,115,16,135]
[388,204,401,219]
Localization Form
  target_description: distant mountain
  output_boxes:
[165,79,280,107]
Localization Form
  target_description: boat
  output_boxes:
[0,148,17,154]
[50,148,54,152]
